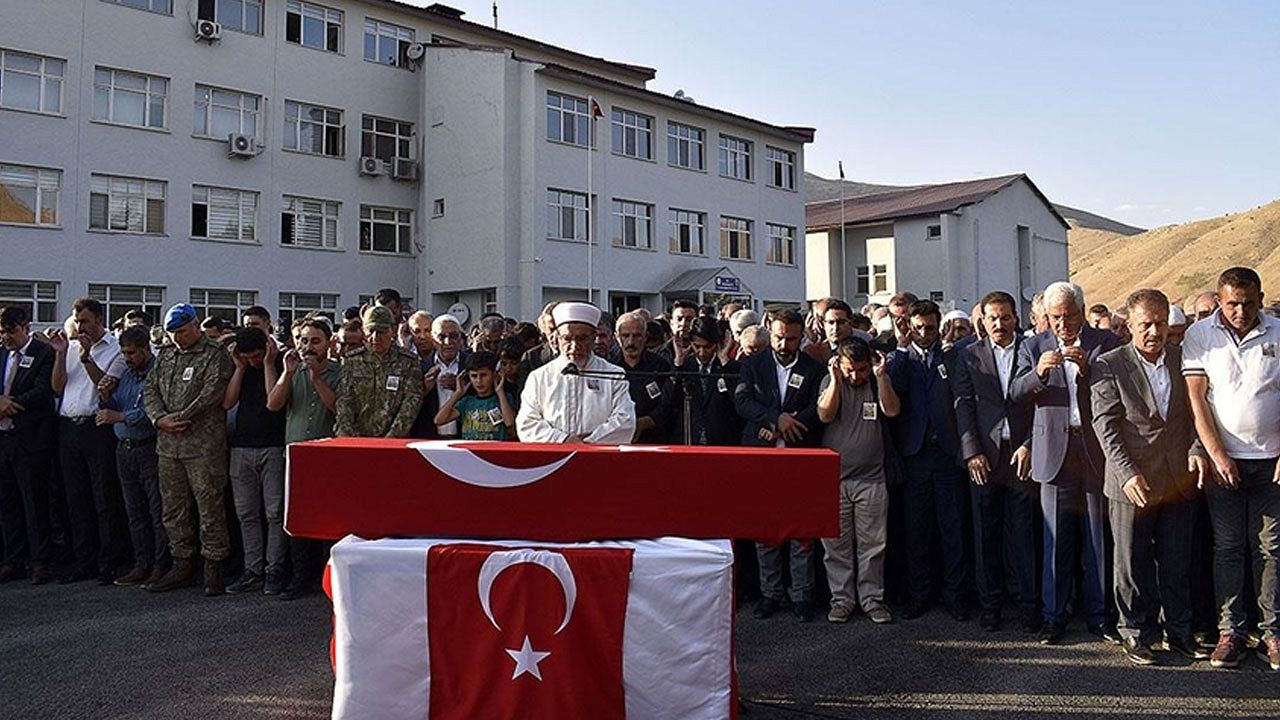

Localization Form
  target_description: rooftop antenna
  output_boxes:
[493,2,498,29]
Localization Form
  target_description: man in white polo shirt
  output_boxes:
[1182,266,1280,671]
[48,296,127,584]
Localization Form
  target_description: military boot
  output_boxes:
[147,558,195,593]
[203,560,225,597]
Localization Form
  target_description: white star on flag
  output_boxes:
[505,635,551,681]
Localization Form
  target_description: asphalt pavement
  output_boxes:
[2,579,1278,719]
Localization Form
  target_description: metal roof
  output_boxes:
[805,174,1069,231]
[661,266,754,295]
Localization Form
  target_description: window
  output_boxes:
[191,288,257,323]
[872,264,888,294]
[766,223,796,266]
[856,266,870,295]
[431,198,445,217]
[89,174,165,234]
[766,146,795,190]
[610,108,652,159]
[101,0,172,13]
[0,48,65,114]
[926,224,942,240]
[284,100,343,157]
[359,205,412,255]
[482,288,498,316]
[198,0,263,35]
[286,1,342,53]
[719,217,752,261]
[668,209,705,255]
[718,134,752,180]
[611,199,652,249]
[192,186,257,242]
[358,293,413,310]
[0,279,58,323]
[278,291,338,327]
[930,291,945,302]
[667,121,704,170]
[92,67,166,129]
[546,91,592,147]
[547,189,589,242]
[281,195,339,248]
[88,284,163,325]
[363,18,414,67]
[0,164,60,226]
[360,115,413,162]
[193,84,260,139]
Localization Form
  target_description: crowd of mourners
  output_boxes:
[2,266,1279,672]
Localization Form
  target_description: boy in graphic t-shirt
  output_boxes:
[434,351,515,441]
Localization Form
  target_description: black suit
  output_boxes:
[954,337,1039,618]
[673,356,742,446]
[410,349,470,439]
[0,337,57,569]
[618,350,674,444]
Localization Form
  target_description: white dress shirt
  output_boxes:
[1138,351,1171,420]
[433,353,461,436]
[773,353,799,448]
[516,353,636,444]
[0,337,34,431]
[1059,337,1082,428]
[991,338,1016,440]
[59,333,126,418]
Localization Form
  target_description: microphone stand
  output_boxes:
[563,362,739,446]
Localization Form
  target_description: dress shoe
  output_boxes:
[1038,624,1065,645]
[1123,637,1157,665]
[97,568,117,585]
[1021,611,1043,634]
[1088,623,1123,645]
[147,558,195,593]
[0,564,26,583]
[1166,636,1211,661]
[946,602,971,623]
[979,609,1001,632]
[901,600,929,621]
[58,565,96,585]
[752,597,779,620]
[30,566,52,585]
[114,567,150,587]
[792,601,815,623]
[203,561,225,597]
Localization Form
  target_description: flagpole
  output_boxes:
[586,95,594,305]
[839,160,847,300]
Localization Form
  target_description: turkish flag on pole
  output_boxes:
[426,544,634,720]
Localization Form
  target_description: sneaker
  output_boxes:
[1260,637,1280,672]
[113,567,150,587]
[1210,633,1246,669]
[827,603,855,623]
[225,571,262,595]
[866,604,894,624]
[263,573,285,596]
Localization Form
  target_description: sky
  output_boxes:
[411,0,1280,230]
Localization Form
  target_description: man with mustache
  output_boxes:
[614,312,673,444]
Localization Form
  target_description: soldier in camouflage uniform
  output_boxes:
[335,306,423,437]
[142,304,235,595]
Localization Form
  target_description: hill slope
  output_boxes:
[1070,199,1280,309]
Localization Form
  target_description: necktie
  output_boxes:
[2,351,17,395]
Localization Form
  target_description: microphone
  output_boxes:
[561,363,579,376]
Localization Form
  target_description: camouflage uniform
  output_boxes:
[334,346,424,437]
[142,334,234,561]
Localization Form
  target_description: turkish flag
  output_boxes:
[426,544,634,719]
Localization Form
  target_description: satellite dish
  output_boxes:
[448,301,471,326]
[1021,287,1036,302]
[406,43,426,61]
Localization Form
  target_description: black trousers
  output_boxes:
[0,433,53,567]
[59,418,125,573]
[970,442,1038,614]
[1110,491,1194,644]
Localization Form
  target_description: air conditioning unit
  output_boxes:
[196,19,221,42]
[392,158,419,182]
[227,133,257,158]
[359,157,386,177]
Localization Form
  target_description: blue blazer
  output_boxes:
[888,342,962,460]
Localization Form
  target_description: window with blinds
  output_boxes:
[281,195,339,248]
[89,174,165,234]
[190,288,257,323]
[87,283,163,325]
[0,164,60,226]
[278,291,338,327]
[192,185,257,242]
[0,279,58,323]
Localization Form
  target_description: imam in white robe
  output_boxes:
[517,353,636,443]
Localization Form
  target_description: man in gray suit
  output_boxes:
[1010,281,1121,645]
[1091,289,1207,665]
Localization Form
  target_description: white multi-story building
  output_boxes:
[0,0,812,328]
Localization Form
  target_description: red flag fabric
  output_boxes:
[426,544,634,720]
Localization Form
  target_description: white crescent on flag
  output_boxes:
[409,440,575,489]
[477,549,577,634]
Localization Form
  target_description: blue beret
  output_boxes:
[164,303,197,331]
